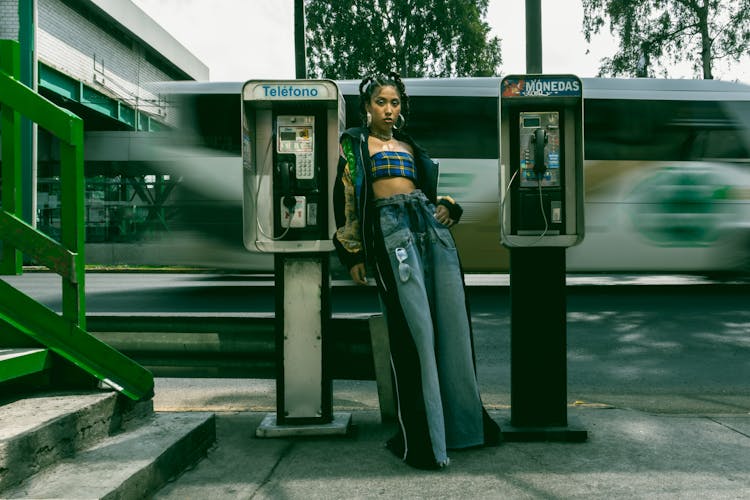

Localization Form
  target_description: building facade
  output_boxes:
[1,0,208,131]
[2,0,217,262]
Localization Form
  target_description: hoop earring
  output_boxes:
[393,114,405,130]
[366,112,372,127]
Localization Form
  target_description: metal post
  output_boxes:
[294,0,306,78]
[509,248,569,425]
[19,0,37,228]
[0,41,23,275]
[256,253,351,437]
[525,0,542,74]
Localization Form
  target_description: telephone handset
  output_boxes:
[276,159,297,211]
[532,128,548,178]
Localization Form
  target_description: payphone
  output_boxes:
[499,74,584,247]
[498,74,588,441]
[242,80,344,253]
[241,80,349,436]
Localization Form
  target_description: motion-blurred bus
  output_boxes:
[56,77,750,274]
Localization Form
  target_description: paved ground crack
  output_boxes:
[708,417,750,439]
[250,441,295,499]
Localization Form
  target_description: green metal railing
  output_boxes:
[0,40,153,400]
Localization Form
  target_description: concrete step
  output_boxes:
[0,390,216,499]
[0,391,134,490]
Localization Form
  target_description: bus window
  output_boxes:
[344,94,498,159]
[584,99,748,162]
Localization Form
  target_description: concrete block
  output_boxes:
[2,411,215,499]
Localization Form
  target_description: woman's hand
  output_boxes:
[349,263,368,285]
[434,204,455,227]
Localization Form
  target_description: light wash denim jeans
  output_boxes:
[375,190,485,464]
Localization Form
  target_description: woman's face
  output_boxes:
[367,85,401,131]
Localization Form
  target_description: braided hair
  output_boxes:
[358,71,410,130]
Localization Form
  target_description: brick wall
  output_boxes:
[0,0,20,41]
[38,0,172,123]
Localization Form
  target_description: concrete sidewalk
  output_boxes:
[152,406,750,499]
[150,375,750,499]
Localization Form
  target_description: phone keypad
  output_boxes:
[297,153,314,179]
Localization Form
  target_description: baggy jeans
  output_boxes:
[374,190,485,465]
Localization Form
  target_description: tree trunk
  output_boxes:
[697,2,713,79]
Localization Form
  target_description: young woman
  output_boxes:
[333,72,501,469]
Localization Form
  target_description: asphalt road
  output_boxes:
[3,272,749,414]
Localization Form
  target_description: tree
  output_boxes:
[582,0,750,79]
[304,0,502,79]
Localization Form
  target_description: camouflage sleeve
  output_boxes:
[333,137,364,265]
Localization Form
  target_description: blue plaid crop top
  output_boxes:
[370,151,417,181]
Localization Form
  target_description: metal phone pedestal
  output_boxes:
[255,253,351,437]
[499,74,587,442]
[241,79,351,438]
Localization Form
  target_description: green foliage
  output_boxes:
[304,0,502,79]
[582,0,750,79]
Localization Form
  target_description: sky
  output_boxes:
[131,0,749,84]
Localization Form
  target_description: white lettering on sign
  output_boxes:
[262,85,320,98]
[524,79,581,96]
